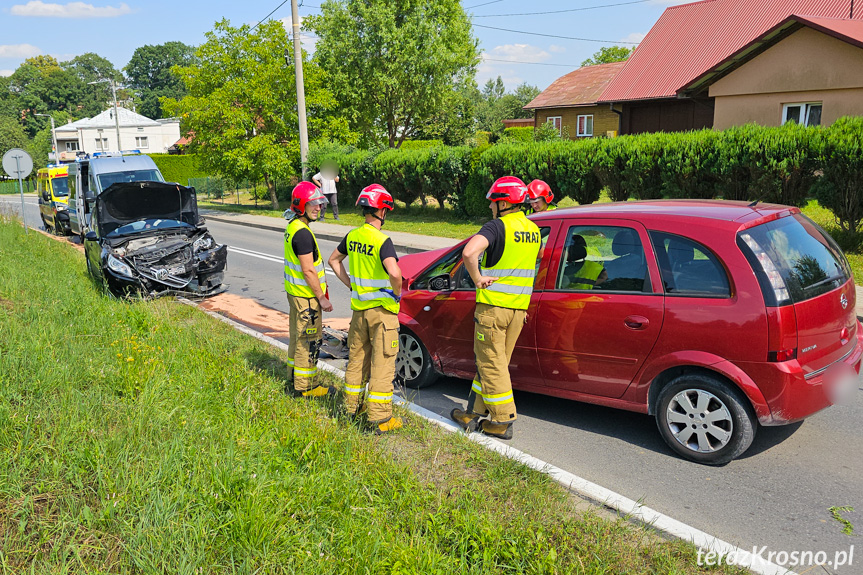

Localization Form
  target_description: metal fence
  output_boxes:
[0,180,30,194]
[188,177,292,205]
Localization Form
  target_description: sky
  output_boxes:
[0,0,691,91]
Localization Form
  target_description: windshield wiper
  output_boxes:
[804,274,845,291]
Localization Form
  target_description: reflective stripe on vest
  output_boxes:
[347,223,399,314]
[568,260,604,290]
[284,218,327,298]
[476,212,541,310]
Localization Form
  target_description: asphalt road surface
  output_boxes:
[5,195,861,574]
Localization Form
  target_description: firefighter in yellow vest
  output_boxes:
[451,176,542,440]
[562,234,608,290]
[526,179,556,214]
[284,181,334,398]
[328,184,404,434]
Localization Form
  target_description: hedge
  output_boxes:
[307,119,863,224]
[147,154,211,185]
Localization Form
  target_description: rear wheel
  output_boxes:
[396,328,438,389]
[656,374,756,465]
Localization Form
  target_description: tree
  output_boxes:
[580,46,633,67]
[125,42,197,119]
[473,77,540,135]
[163,19,350,210]
[0,116,29,154]
[306,0,480,148]
[61,53,124,117]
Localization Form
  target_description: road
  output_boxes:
[5,195,861,574]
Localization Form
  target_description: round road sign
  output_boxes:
[3,148,34,179]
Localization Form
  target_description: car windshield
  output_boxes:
[108,218,192,237]
[98,169,163,191]
[50,176,69,197]
[738,214,851,305]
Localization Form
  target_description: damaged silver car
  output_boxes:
[83,181,227,297]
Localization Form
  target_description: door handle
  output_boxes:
[624,315,649,330]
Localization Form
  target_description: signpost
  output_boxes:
[2,148,34,234]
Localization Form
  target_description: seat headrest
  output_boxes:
[567,234,588,262]
[611,229,640,256]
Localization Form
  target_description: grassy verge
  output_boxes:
[0,216,747,574]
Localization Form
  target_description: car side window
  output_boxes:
[555,225,650,292]
[650,231,730,297]
[455,226,551,291]
[411,247,462,290]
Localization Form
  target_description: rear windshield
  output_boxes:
[738,214,851,306]
[50,176,69,197]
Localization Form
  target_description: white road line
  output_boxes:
[228,245,337,276]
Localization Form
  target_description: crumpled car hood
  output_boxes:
[96,181,198,237]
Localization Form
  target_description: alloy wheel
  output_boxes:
[665,389,733,454]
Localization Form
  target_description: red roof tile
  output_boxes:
[525,61,626,109]
[797,15,863,45]
[599,0,863,103]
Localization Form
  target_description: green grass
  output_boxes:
[0,216,747,574]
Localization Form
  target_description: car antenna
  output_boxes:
[748,200,759,208]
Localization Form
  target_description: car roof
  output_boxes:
[529,199,799,228]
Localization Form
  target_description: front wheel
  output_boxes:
[396,328,438,389]
[656,374,756,465]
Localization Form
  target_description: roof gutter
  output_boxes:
[609,103,623,135]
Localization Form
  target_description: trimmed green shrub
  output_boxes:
[501,127,534,144]
[747,123,822,207]
[660,130,721,199]
[148,154,210,185]
[474,131,491,147]
[815,116,863,232]
[399,139,444,150]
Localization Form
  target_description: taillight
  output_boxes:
[739,232,789,303]
[768,348,797,362]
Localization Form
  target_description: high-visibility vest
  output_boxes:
[477,212,541,310]
[284,218,326,298]
[528,204,556,216]
[568,260,604,290]
[347,223,399,314]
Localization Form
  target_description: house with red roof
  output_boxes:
[528,0,863,136]
[523,61,625,139]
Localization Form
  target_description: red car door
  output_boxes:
[429,222,561,386]
[536,219,665,399]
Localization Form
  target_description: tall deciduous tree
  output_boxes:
[580,46,633,67]
[306,0,479,148]
[163,19,351,210]
[125,42,197,119]
[473,77,540,135]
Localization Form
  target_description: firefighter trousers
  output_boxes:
[344,307,400,423]
[287,294,323,392]
[468,302,526,423]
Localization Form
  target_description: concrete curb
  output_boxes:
[186,299,797,575]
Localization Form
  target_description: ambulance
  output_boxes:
[36,165,70,235]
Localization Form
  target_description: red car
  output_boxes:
[395,201,862,464]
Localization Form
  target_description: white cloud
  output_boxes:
[620,32,646,44]
[279,17,318,55]
[10,1,132,18]
[485,43,551,64]
[0,44,42,58]
[548,45,566,54]
[0,70,14,77]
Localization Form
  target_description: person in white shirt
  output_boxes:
[312,161,340,220]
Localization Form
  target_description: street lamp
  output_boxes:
[33,113,59,165]
[88,78,123,152]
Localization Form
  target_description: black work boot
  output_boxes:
[479,420,513,440]
[450,408,482,432]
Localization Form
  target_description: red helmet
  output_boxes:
[527,179,554,204]
[291,181,328,215]
[356,183,394,211]
[487,176,528,204]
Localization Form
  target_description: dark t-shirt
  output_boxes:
[477,219,506,268]
[291,227,318,261]
[337,234,399,263]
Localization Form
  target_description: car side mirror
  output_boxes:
[42,191,50,201]
[84,231,97,241]
[428,273,452,291]
[85,191,95,201]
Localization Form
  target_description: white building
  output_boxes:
[53,108,181,161]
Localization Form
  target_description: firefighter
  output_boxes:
[451,176,542,440]
[526,179,556,214]
[284,181,334,398]
[328,184,404,434]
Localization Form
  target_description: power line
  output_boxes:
[473,0,651,17]
[466,0,504,8]
[251,0,291,31]
[473,23,640,44]
[483,57,578,67]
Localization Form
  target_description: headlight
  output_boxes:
[107,254,133,277]
[193,235,214,252]
[54,203,67,211]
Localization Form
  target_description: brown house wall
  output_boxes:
[535,105,620,138]
[619,98,715,134]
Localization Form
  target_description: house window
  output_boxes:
[65,141,79,152]
[577,115,594,137]
[547,116,562,135]
[135,136,149,149]
[95,138,109,150]
[783,103,822,127]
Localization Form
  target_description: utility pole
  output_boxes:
[88,78,123,152]
[290,0,310,180]
[34,113,59,164]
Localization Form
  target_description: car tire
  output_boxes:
[655,374,756,465]
[396,328,438,389]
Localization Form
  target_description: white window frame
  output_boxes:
[65,141,79,152]
[135,136,149,149]
[782,102,822,127]
[95,138,109,151]
[547,116,562,135]
[577,114,594,137]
